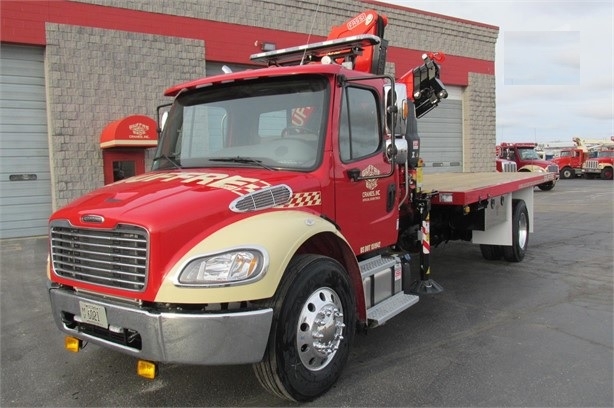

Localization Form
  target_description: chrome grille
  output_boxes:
[547,164,559,173]
[50,224,148,291]
[230,184,292,212]
[501,161,517,172]
[585,160,598,170]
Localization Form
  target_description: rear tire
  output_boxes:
[253,255,356,402]
[503,200,529,262]
[480,244,503,260]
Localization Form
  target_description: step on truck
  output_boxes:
[47,10,556,402]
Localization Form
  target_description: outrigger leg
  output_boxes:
[409,196,443,295]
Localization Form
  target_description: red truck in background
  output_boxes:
[582,147,614,180]
[551,137,613,179]
[46,10,557,401]
[497,142,559,190]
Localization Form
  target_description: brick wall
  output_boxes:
[45,23,205,207]
[75,0,497,61]
[463,73,497,172]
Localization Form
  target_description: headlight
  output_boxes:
[177,248,267,286]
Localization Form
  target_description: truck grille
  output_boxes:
[50,224,148,291]
[501,161,517,172]
[547,164,559,173]
[584,160,598,170]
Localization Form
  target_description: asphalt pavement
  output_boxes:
[1,178,612,407]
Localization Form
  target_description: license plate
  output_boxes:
[79,301,108,328]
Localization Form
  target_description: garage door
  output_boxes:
[417,86,463,174]
[0,44,52,239]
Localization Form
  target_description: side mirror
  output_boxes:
[385,137,408,164]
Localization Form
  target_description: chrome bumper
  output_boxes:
[48,285,273,365]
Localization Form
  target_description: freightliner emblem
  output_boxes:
[81,215,105,223]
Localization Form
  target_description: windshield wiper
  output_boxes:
[153,154,182,169]
[209,156,276,170]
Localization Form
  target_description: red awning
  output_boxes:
[100,115,158,148]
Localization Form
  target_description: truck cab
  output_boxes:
[497,142,559,190]
[552,148,592,179]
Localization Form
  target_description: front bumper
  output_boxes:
[583,168,601,174]
[48,285,273,365]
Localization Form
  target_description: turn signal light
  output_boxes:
[65,336,82,353]
[137,360,158,379]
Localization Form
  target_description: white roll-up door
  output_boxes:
[417,86,463,173]
[0,44,52,238]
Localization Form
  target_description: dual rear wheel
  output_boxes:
[479,199,529,262]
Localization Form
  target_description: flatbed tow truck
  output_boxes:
[46,10,554,402]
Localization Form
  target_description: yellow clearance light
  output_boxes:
[137,360,158,380]
[65,336,82,353]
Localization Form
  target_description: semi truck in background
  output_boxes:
[496,142,559,190]
[46,10,557,401]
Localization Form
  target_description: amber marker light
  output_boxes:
[65,336,82,353]
[137,360,158,379]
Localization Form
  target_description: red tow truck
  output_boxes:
[496,142,559,190]
[46,10,557,401]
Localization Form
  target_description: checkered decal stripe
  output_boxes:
[277,192,322,208]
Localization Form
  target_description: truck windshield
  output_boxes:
[518,148,541,160]
[597,150,614,158]
[153,76,329,171]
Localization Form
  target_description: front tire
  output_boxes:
[538,181,555,191]
[560,167,574,179]
[253,255,356,402]
[601,167,613,180]
[503,199,529,262]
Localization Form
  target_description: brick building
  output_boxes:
[0,0,498,238]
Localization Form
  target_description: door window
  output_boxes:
[339,87,380,162]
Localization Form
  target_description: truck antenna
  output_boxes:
[300,0,322,65]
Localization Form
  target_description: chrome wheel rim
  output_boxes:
[296,287,345,371]
[518,211,528,249]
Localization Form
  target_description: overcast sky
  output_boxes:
[383,0,613,144]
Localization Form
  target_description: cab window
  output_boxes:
[339,87,380,162]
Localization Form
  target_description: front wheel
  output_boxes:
[253,255,356,402]
[601,167,613,180]
[538,181,555,191]
[503,199,529,262]
[560,167,574,179]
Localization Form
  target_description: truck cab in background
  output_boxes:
[497,142,559,190]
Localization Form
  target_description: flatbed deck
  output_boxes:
[422,171,556,205]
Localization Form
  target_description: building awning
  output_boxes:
[100,115,158,148]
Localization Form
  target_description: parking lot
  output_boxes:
[1,178,612,407]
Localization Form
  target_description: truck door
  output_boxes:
[332,85,398,255]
